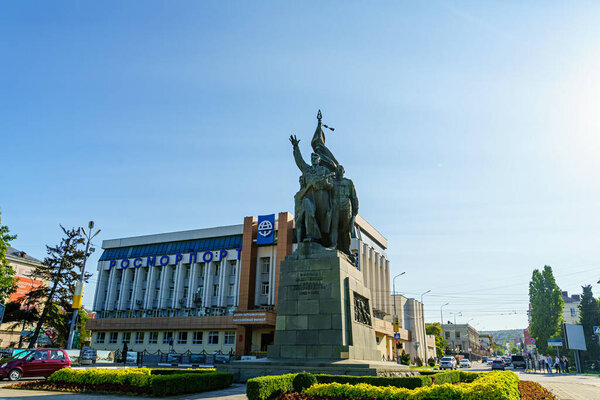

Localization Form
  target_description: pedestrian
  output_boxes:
[554,356,561,373]
[539,354,545,373]
[559,356,565,373]
[563,356,570,373]
[546,354,552,374]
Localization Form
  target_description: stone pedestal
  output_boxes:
[267,243,381,361]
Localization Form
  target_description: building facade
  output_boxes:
[0,247,45,347]
[389,294,436,362]
[87,212,411,359]
[562,291,581,325]
[442,323,481,360]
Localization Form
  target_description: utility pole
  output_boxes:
[420,290,431,364]
[66,221,100,350]
[392,272,406,364]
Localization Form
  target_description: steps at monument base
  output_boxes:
[218,359,414,382]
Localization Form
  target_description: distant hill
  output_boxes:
[480,329,525,345]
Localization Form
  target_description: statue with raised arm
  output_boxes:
[290,111,359,255]
[290,134,333,246]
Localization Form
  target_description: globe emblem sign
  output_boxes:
[258,220,273,237]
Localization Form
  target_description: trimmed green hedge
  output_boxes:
[315,374,432,390]
[151,371,233,396]
[304,371,520,400]
[245,371,469,400]
[247,374,296,400]
[48,368,233,396]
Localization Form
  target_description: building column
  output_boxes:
[158,265,169,308]
[203,262,212,307]
[186,263,197,309]
[218,259,227,307]
[172,262,183,309]
[93,267,109,311]
[104,267,117,311]
[238,216,257,311]
[117,268,131,310]
[233,259,241,307]
[143,265,156,309]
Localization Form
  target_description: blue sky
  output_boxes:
[2,1,600,331]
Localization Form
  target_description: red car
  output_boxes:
[0,349,70,381]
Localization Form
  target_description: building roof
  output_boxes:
[5,246,42,264]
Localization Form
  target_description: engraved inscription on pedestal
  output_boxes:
[292,271,327,296]
[353,293,372,326]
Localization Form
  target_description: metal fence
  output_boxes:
[114,349,235,366]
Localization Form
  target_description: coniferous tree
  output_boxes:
[27,226,89,348]
[0,210,17,303]
[529,265,564,354]
[579,285,600,362]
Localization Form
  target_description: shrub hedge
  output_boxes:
[316,374,432,390]
[246,371,471,400]
[46,368,233,396]
[151,371,234,396]
[304,371,520,400]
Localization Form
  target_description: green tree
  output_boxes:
[579,285,600,362]
[1,301,38,326]
[529,265,564,354]
[426,322,448,358]
[27,226,88,348]
[44,305,91,348]
[0,210,17,303]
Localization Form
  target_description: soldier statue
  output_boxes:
[290,110,359,258]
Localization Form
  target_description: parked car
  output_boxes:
[502,357,512,367]
[439,356,457,370]
[0,349,70,381]
[459,358,472,368]
[511,355,526,369]
[492,359,505,371]
[487,358,494,365]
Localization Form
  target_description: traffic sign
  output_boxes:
[394,333,401,340]
[528,338,536,345]
[547,338,562,347]
[593,326,600,335]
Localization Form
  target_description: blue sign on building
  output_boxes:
[257,214,275,245]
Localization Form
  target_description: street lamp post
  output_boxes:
[392,272,406,364]
[420,290,431,364]
[66,221,100,350]
[440,302,449,326]
[453,312,462,325]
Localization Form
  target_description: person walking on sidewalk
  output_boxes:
[546,354,553,374]
[554,356,561,373]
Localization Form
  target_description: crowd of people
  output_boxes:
[527,353,570,373]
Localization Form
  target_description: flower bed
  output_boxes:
[518,380,557,400]
[6,367,233,397]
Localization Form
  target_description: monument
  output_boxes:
[220,111,411,380]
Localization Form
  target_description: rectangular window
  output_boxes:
[148,332,158,344]
[214,264,220,276]
[178,331,188,344]
[224,331,235,345]
[261,282,269,296]
[455,332,461,339]
[193,331,203,345]
[213,284,219,297]
[229,261,237,276]
[109,332,118,344]
[445,332,450,340]
[198,286,204,298]
[261,258,270,274]
[135,332,145,344]
[228,284,235,296]
[570,308,577,316]
[163,331,174,344]
[199,263,205,276]
[96,332,105,343]
[208,331,219,344]
[122,332,131,343]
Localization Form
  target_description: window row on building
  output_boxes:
[94,330,236,346]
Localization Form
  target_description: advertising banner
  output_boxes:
[257,214,275,245]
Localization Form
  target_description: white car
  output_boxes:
[439,356,457,370]
[459,359,471,368]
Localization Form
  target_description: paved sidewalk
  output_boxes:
[516,371,600,400]
[0,383,247,400]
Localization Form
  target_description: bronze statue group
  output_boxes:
[290,111,358,259]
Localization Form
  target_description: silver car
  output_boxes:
[440,356,457,370]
